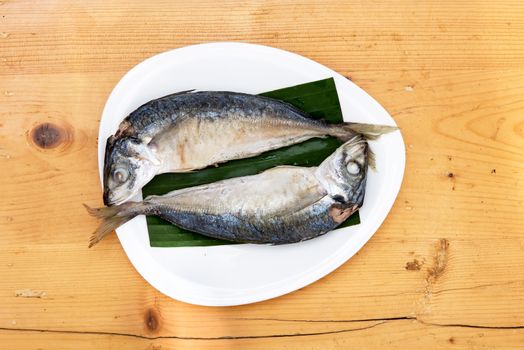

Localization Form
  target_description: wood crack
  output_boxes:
[229,316,413,323]
[1,318,523,341]
[0,322,386,340]
[433,280,524,295]
[417,321,524,330]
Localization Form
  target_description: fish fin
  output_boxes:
[133,143,161,166]
[83,203,139,248]
[172,167,198,173]
[136,152,161,166]
[367,147,376,171]
[335,123,398,141]
[267,165,300,170]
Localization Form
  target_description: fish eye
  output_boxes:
[346,162,360,175]
[113,168,129,183]
[332,194,346,203]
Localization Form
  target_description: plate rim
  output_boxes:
[98,42,406,306]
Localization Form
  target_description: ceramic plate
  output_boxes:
[98,42,405,306]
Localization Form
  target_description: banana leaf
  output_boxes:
[143,78,360,247]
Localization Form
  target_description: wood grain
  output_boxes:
[1,0,524,349]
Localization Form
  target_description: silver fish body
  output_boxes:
[88,136,369,246]
[103,91,394,205]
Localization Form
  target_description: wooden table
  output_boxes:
[2,1,523,349]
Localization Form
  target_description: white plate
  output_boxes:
[98,42,405,306]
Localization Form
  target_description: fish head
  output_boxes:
[316,135,369,207]
[103,136,160,205]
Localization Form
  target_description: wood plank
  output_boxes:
[1,237,522,338]
[1,1,524,76]
[0,72,522,327]
[1,69,523,334]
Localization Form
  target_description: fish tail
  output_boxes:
[333,122,398,141]
[83,202,141,248]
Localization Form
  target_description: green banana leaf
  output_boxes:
[143,78,360,247]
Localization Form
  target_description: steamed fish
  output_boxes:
[88,135,370,247]
[104,90,395,205]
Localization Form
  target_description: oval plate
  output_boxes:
[98,42,405,306]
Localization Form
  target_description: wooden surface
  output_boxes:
[1,1,524,349]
